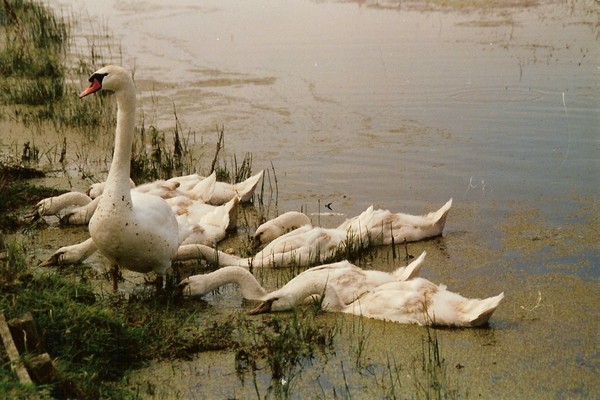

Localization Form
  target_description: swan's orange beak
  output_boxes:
[79,78,102,98]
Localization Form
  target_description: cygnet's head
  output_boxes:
[252,211,312,247]
[249,281,342,315]
[177,275,209,297]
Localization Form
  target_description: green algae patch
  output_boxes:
[500,197,599,277]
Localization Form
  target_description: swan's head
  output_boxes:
[252,224,281,248]
[79,65,132,98]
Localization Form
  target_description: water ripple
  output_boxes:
[448,86,546,103]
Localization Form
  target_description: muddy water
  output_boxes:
[34,0,600,398]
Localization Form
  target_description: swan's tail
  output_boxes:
[431,198,452,232]
[174,244,250,267]
[338,205,375,239]
[199,196,239,231]
[188,171,216,202]
[463,292,505,327]
[235,170,264,203]
[393,251,426,281]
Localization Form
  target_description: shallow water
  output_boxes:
[55,0,597,224]
[29,0,600,398]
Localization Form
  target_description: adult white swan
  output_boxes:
[80,65,179,286]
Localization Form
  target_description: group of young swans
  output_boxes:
[179,252,504,328]
[30,65,502,327]
[34,169,263,226]
[36,67,450,272]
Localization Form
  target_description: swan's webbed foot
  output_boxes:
[110,264,122,292]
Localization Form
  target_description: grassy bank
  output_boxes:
[0,240,339,399]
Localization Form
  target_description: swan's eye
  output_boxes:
[88,72,109,83]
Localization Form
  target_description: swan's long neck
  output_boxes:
[105,84,136,202]
[207,267,267,300]
[273,275,343,311]
[182,266,267,300]
[174,244,250,267]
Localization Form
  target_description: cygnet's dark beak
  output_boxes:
[249,299,274,315]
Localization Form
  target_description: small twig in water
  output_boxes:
[464,176,485,197]
[560,92,571,168]
[520,290,542,312]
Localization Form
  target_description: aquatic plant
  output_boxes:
[412,326,464,400]
[0,0,67,105]
[346,313,372,370]
[234,310,336,399]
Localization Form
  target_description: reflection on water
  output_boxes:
[45,0,599,398]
